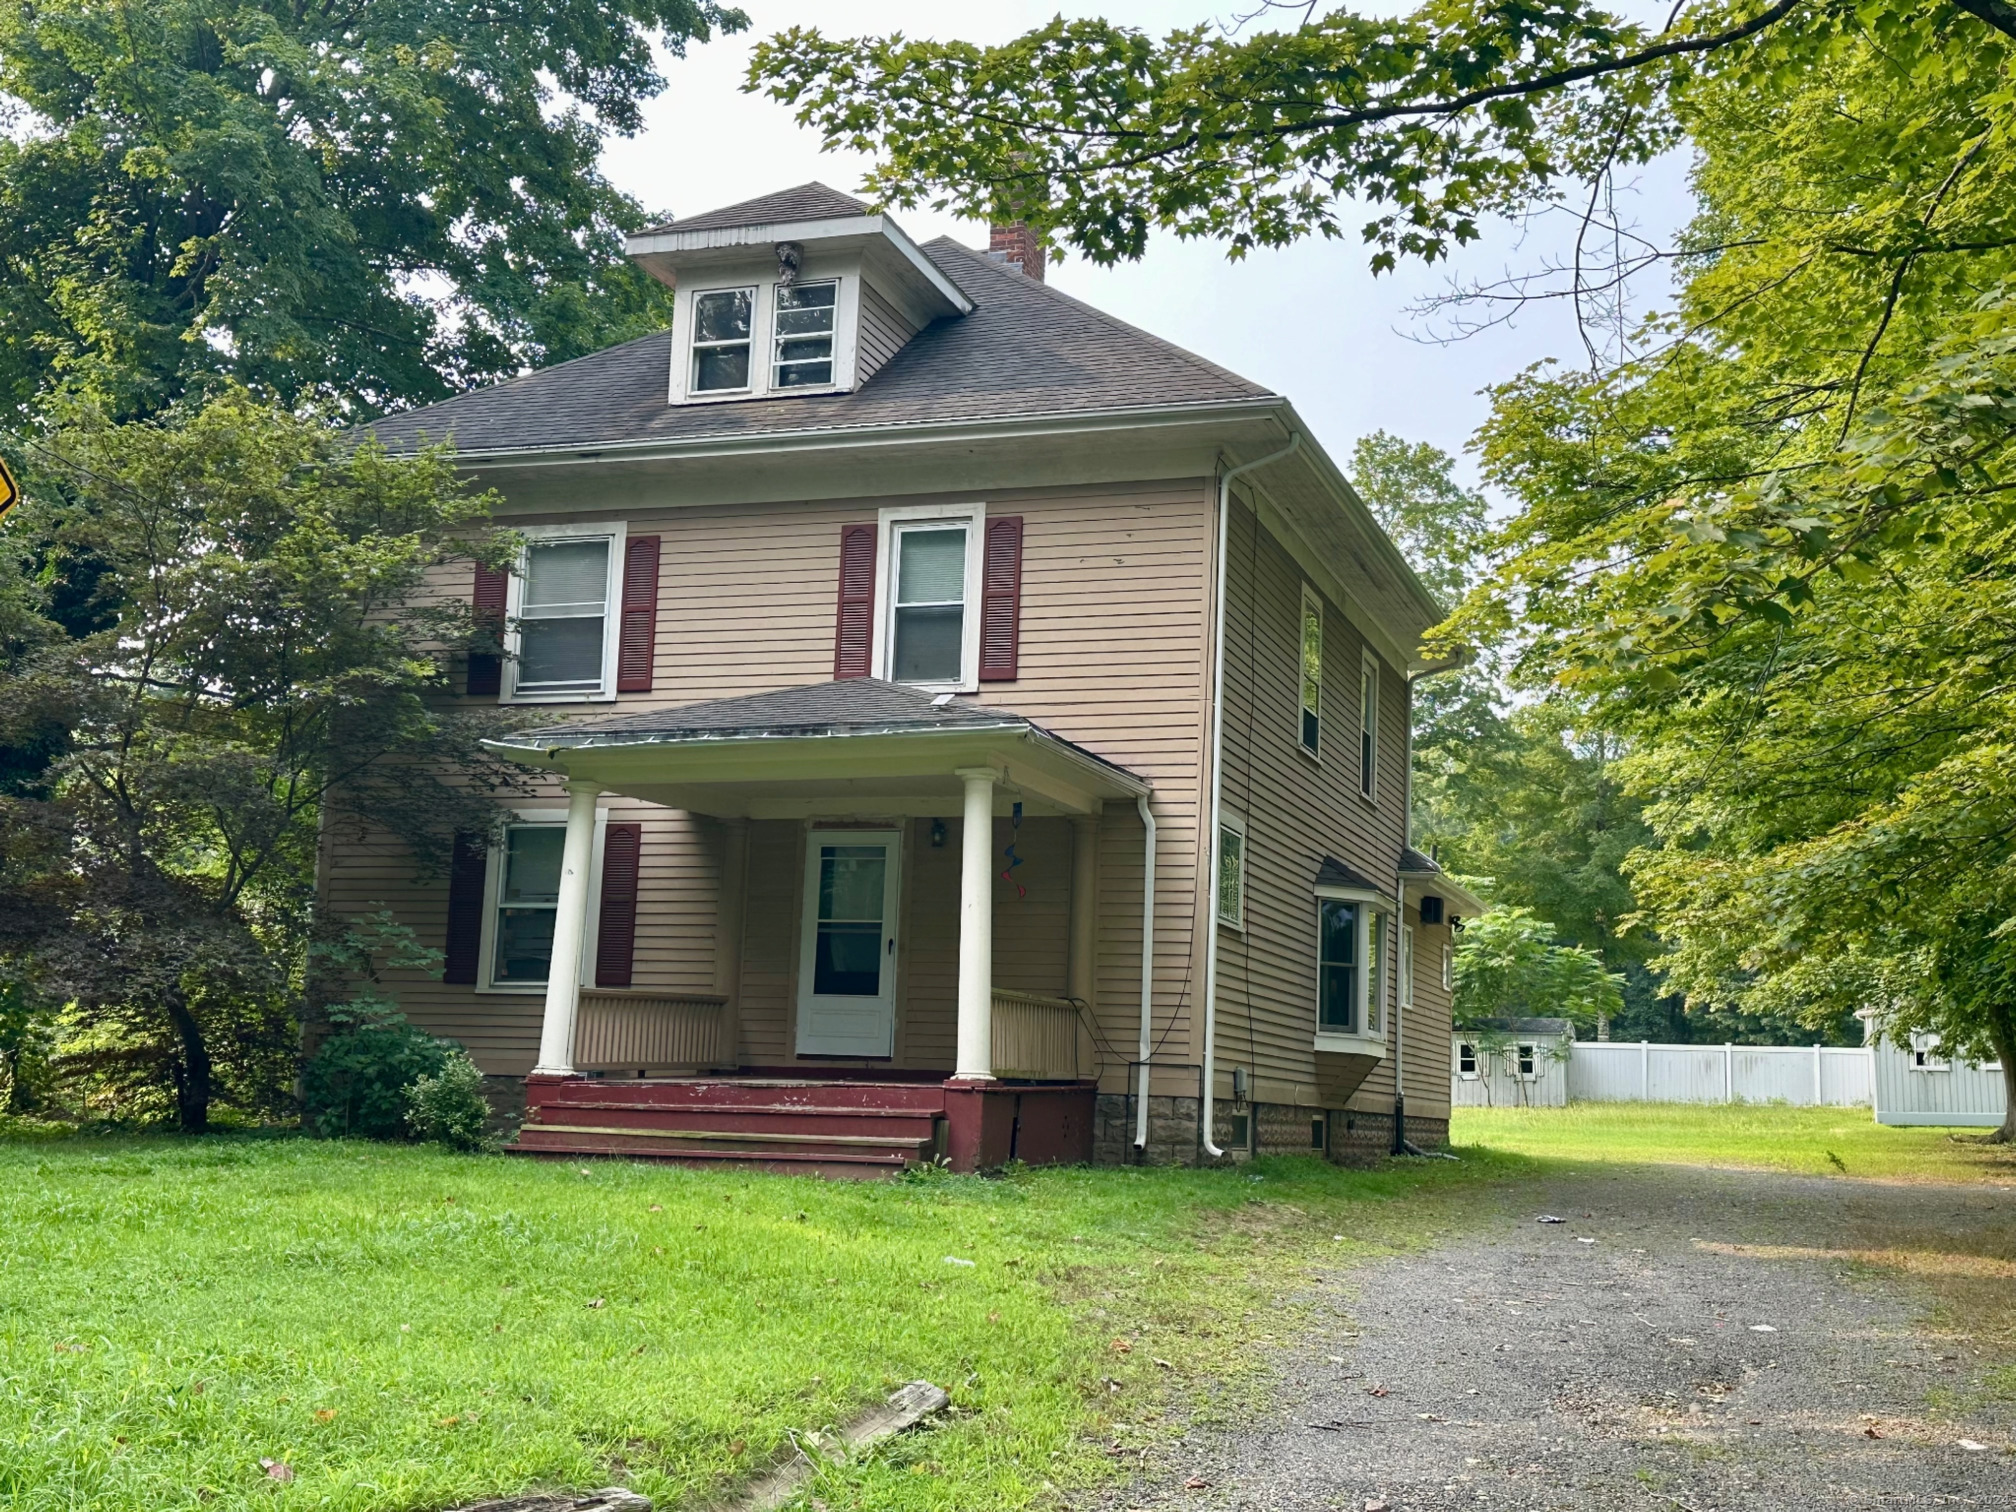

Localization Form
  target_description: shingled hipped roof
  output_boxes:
[636,181,872,236]
[367,237,1272,457]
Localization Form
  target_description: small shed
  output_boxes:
[1870,1031,2007,1128]
[1451,1018,1576,1108]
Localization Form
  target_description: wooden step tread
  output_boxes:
[507,1142,913,1169]
[536,1099,941,1120]
[523,1122,933,1151]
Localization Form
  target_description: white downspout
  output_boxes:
[1134,792,1158,1153]
[1200,432,1302,1158]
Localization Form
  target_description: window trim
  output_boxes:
[500,521,628,705]
[1358,649,1381,802]
[1298,584,1323,760]
[475,805,610,994]
[872,502,987,692]
[671,271,860,405]
[1216,810,1247,933]
[1312,880,1393,1057]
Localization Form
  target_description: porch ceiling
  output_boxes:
[483,679,1149,819]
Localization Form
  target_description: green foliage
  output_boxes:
[301,1006,451,1141]
[1349,431,1488,608]
[405,1046,496,1152]
[0,973,55,1115]
[747,2,2013,278]
[1456,24,2016,1128]
[0,390,531,1131]
[1452,906,1623,1031]
[0,0,745,418]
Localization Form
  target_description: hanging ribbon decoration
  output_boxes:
[1000,801,1026,899]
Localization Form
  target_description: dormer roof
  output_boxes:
[625,179,972,322]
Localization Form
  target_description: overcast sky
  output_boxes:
[599,0,1695,489]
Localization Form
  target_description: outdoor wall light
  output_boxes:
[930,818,947,848]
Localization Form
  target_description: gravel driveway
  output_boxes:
[1122,1164,2015,1511]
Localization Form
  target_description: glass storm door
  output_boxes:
[795,831,901,1057]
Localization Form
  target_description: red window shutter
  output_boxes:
[595,822,642,988]
[978,514,1024,681]
[833,523,878,679]
[443,833,488,985]
[467,563,509,698]
[616,535,660,693]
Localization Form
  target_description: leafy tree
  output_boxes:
[1349,431,1488,608]
[1451,906,1623,1032]
[1459,34,2016,1130]
[0,0,744,420]
[0,389,529,1130]
[748,0,2014,277]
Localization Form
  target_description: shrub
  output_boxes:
[301,1004,449,1140]
[407,1047,495,1152]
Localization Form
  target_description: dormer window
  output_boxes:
[691,287,755,393]
[774,281,838,388]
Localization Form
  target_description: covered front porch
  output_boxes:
[485,681,1151,1173]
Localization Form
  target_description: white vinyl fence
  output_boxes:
[1565,1041,1873,1107]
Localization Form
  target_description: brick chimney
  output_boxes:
[989,221,1045,282]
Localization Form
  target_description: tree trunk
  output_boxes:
[1987,1003,2016,1145]
[163,990,212,1135]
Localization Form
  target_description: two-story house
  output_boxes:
[335,182,1479,1174]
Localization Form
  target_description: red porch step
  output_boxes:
[509,1077,948,1176]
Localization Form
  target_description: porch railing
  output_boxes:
[991,990,1084,1081]
[574,991,730,1072]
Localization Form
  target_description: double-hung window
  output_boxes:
[691,287,755,393]
[491,823,566,985]
[1299,587,1323,756]
[875,505,985,690]
[506,526,623,701]
[1358,652,1380,799]
[1316,896,1388,1044]
[773,280,837,388]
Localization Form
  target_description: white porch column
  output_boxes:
[954,767,1000,1081]
[532,778,601,1077]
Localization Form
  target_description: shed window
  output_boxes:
[691,287,755,393]
[1217,818,1246,930]
[1359,653,1380,799]
[1457,1042,1478,1078]
[1516,1043,1537,1077]
[1298,587,1322,755]
[1909,1033,1950,1072]
[773,280,838,388]
[513,535,618,698]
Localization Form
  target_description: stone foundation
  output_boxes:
[1093,1092,1450,1167]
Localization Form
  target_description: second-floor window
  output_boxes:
[1359,652,1380,799]
[774,281,838,388]
[1299,586,1322,756]
[691,287,755,393]
[891,522,969,683]
[505,525,624,702]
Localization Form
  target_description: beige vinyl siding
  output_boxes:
[341,478,1214,1085]
[856,281,920,386]
[1210,490,1414,1111]
[1402,908,1457,1121]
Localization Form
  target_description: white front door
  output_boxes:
[795,829,901,1057]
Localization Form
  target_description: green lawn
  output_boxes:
[1453,1101,2016,1184]
[0,1136,1495,1512]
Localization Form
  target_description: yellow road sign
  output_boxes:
[0,453,16,524]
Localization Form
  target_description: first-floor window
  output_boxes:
[1399,923,1415,1009]
[1366,910,1385,1035]
[1217,818,1247,930]
[493,823,565,984]
[1442,940,1453,991]
[1458,1042,1478,1077]
[1318,898,1357,1031]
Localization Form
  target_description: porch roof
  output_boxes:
[484,679,1150,819]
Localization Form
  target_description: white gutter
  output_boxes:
[1133,792,1158,1153]
[1200,432,1302,1159]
